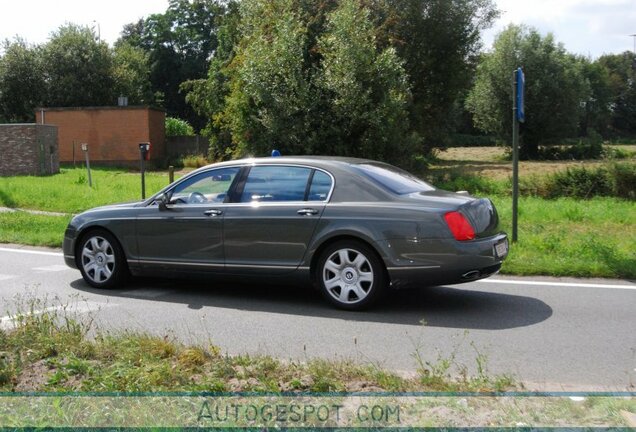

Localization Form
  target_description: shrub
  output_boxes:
[610,163,636,199]
[165,117,195,137]
[448,134,498,147]
[540,163,635,199]
[538,132,603,160]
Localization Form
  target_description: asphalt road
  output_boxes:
[1,244,634,390]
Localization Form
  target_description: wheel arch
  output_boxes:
[74,224,128,268]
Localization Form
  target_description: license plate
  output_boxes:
[494,240,508,258]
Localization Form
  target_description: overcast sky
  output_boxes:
[1,0,635,58]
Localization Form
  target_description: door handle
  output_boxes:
[204,209,223,217]
[297,208,319,216]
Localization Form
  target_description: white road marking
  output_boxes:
[0,274,16,281]
[0,301,114,330]
[33,265,71,272]
[477,278,636,290]
[0,247,62,257]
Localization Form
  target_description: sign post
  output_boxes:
[139,143,151,199]
[81,143,92,188]
[512,68,525,243]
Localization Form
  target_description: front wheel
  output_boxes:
[76,229,128,289]
[315,241,387,310]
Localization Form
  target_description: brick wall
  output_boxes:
[35,106,166,165]
[0,124,59,176]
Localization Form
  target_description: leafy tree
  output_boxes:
[369,0,499,153]
[316,0,414,162]
[118,0,226,129]
[166,116,195,136]
[112,42,154,105]
[0,38,46,122]
[578,57,612,137]
[466,25,589,159]
[43,24,115,107]
[597,51,636,136]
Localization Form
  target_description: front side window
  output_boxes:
[170,167,240,204]
[240,166,312,203]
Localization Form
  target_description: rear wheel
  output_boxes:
[316,240,387,310]
[77,229,128,289]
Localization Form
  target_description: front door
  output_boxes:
[135,166,241,272]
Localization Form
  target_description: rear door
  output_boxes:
[223,165,333,275]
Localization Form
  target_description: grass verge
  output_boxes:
[0,212,72,247]
[0,296,512,393]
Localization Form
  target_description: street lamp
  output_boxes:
[93,20,101,41]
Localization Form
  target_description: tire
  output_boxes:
[315,240,387,310]
[76,229,128,289]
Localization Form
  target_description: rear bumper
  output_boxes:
[380,233,508,289]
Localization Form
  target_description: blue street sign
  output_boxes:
[516,68,525,123]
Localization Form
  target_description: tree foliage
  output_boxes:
[369,0,499,152]
[118,0,226,129]
[597,51,636,136]
[196,0,415,165]
[466,24,589,158]
[43,24,115,107]
[0,38,46,122]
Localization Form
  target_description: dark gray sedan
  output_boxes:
[63,156,508,310]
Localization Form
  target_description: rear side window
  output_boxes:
[308,171,333,201]
[354,163,434,194]
[241,166,312,202]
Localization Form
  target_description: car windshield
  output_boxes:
[354,162,435,194]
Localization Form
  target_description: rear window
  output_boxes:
[354,163,435,194]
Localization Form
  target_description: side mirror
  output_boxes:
[158,193,170,211]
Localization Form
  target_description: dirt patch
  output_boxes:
[15,359,53,392]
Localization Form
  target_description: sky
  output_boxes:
[0,0,635,58]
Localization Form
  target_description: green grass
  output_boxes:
[0,167,172,214]
[0,212,72,247]
[494,197,635,279]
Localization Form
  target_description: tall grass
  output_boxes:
[0,167,172,213]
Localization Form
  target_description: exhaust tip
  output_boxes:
[462,270,480,280]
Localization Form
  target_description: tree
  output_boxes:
[316,0,414,162]
[369,0,499,153]
[466,25,589,159]
[43,24,115,107]
[118,0,226,129]
[597,51,636,136]
[0,38,46,122]
[112,42,154,105]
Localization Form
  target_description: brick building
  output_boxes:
[0,124,59,176]
[35,106,165,165]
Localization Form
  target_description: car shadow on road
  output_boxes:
[70,277,552,330]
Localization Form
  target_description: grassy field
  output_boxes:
[0,155,634,279]
[0,167,172,214]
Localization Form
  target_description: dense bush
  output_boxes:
[537,132,604,160]
[538,163,635,199]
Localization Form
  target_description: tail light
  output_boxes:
[444,211,475,241]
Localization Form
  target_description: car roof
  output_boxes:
[199,155,377,171]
